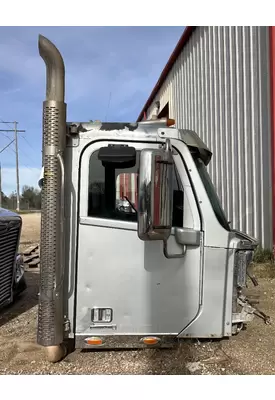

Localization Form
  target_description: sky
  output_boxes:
[0,26,184,195]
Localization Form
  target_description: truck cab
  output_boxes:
[37,35,258,362]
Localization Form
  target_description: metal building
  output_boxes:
[137,26,275,250]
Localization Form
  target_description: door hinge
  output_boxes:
[64,317,71,333]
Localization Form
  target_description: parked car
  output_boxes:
[0,208,26,308]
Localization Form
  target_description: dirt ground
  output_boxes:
[0,213,275,375]
[19,213,41,248]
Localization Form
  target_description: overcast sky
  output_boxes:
[0,26,184,195]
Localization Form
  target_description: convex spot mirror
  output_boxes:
[138,139,174,241]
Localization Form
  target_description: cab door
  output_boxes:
[75,140,202,339]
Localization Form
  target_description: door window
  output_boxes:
[88,148,184,227]
[193,157,230,231]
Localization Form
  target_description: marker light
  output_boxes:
[167,118,175,127]
[85,337,103,346]
[141,337,160,345]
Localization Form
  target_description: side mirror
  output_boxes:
[38,166,44,189]
[138,139,174,241]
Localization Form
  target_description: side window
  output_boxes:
[88,149,139,222]
[172,165,184,228]
[88,147,184,226]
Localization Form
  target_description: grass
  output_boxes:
[252,246,275,279]
[253,246,274,264]
[253,263,275,278]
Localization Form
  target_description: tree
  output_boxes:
[1,191,10,209]
[21,185,41,210]
[9,191,17,210]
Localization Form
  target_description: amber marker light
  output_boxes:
[167,118,175,126]
[141,337,160,345]
[85,337,103,346]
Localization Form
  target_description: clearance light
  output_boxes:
[141,337,160,345]
[167,118,175,127]
[85,337,103,346]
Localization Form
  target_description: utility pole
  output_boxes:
[0,121,25,212]
[0,138,15,209]
[14,122,20,212]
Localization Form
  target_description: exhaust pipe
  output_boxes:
[37,35,67,362]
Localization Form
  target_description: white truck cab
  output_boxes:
[37,35,259,362]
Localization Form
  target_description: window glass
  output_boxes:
[116,173,138,214]
[193,156,230,231]
[88,148,184,226]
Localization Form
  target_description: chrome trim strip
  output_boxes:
[90,324,117,330]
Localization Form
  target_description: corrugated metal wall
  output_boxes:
[146,26,273,248]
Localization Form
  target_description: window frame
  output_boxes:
[79,140,200,232]
[79,141,157,231]
[88,149,139,221]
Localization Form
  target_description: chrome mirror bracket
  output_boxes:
[163,240,186,259]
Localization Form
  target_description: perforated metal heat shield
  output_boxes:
[37,100,66,346]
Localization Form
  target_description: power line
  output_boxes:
[20,135,35,151]
[1,132,37,167]
[1,131,12,142]
[0,139,15,154]
[20,163,36,173]
[0,120,40,204]
[0,145,32,171]
[19,136,37,165]
[0,121,25,211]
[0,140,35,171]
[0,157,35,175]
[4,145,15,155]
[20,151,37,168]
[0,119,13,130]
[1,126,38,160]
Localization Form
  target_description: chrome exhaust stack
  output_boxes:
[38,35,67,362]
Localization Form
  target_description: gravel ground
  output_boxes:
[0,213,275,375]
